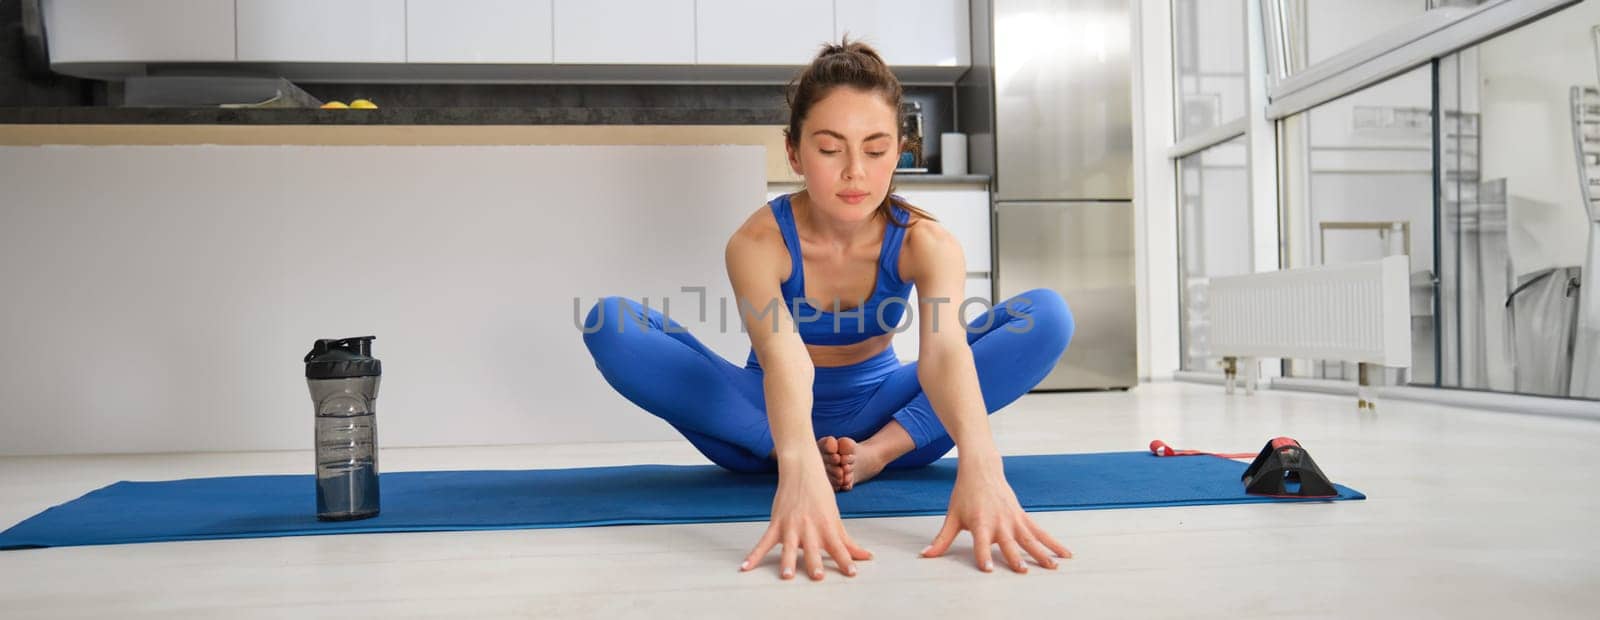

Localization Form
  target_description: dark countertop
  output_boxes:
[0,106,788,125]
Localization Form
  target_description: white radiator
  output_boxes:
[1203,256,1412,406]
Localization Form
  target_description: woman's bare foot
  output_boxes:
[820,423,912,491]
[817,436,855,491]
[836,437,890,492]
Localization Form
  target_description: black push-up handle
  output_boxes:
[1240,437,1338,498]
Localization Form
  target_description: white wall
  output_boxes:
[0,144,767,456]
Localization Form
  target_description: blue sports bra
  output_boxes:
[751,193,915,356]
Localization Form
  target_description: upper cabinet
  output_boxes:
[237,0,405,63]
[42,0,970,81]
[407,0,553,64]
[696,0,833,65]
[836,0,971,67]
[43,0,235,64]
[553,0,695,64]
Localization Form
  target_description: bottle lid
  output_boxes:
[304,336,382,379]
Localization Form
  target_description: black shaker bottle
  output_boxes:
[304,336,382,521]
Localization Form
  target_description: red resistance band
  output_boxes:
[1148,439,1257,459]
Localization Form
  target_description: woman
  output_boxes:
[582,40,1075,581]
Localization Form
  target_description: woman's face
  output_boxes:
[788,87,900,223]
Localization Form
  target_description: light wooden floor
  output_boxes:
[1,381,1596,619]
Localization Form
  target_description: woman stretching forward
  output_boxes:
[583,40,1076,581]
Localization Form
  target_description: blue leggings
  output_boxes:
[581,288,1074,473]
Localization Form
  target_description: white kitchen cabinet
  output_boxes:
[696,0,833,65]
[835,0,970,67]
[891,276,993,362]
[891,185,991,362]
[895,186,992,273]
[236,0,405,63]
[407,0,553,63]
[43,0,971,81]
[43,0,235,64]
[553,0,695,64]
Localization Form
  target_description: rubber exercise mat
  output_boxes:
[0,451,1364,550]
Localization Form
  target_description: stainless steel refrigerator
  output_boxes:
[962,0,1137,390]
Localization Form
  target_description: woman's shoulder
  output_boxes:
[724,199,791,281]
[899,209,956,251]
[896,208,961,282]
[728,198,783,248]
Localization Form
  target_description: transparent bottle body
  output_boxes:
[309,376,381,521]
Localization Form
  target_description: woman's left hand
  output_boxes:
[920,461,1072,572]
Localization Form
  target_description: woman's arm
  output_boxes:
[905,223,1002,469]
[724,228,816,464]
[725,221,871,581]
[903,221,1071,573]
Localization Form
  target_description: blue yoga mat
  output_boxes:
[0,451,1364,550]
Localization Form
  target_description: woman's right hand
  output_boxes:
[739,452,873,580]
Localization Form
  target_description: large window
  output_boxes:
[1165,0,1599,400]
[1279,65,1435,384]
[1177,137,1252,371]
[1173,0,1248,138]
[1436,1,1600,398]
[1303,0,1428,68]
[1265,0,1496,81]
[1171,0,1251,373]
[1265,0,1598,399]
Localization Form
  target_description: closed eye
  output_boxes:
[820,150,888,157]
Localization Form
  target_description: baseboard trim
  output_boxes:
[1376,385,1600,422]
[1172,371,1600,421]
[1171,370,1226,385]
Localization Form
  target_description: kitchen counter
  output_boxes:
[0,106,786,126]
[886,173,991,186]
[0,121,988,186]
[0,122,797,179]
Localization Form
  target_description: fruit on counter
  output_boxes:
[321,101,349,109]
[349,99,378,109]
